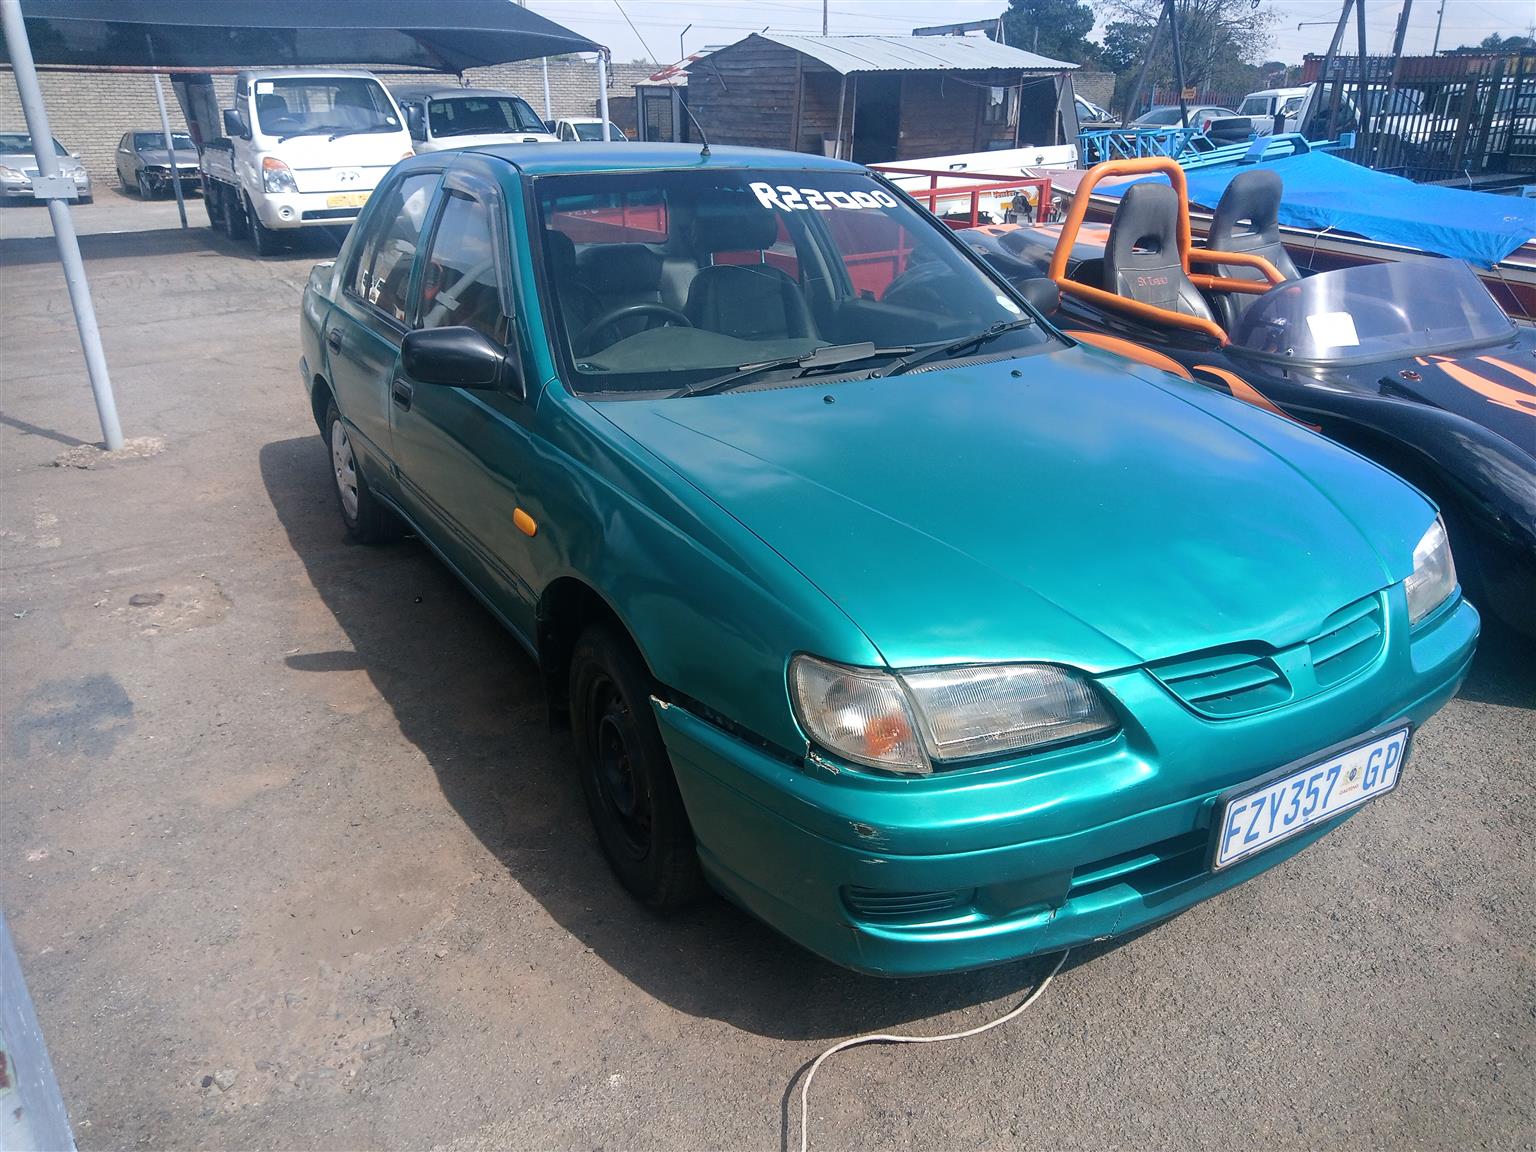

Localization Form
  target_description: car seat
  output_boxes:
[1102,182,1216,323]
[684,202,812,341]
[1207,168,1298,326]
[574,243,666,343]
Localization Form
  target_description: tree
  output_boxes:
[1097,0,1276,110]
[992,0,1100,65]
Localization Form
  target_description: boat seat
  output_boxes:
[1207,169,1298,326]
[1103,182,1216,324]
[685,200,813,341]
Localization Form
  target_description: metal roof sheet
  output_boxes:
[745,34,1076,75]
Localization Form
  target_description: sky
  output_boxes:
[523,0,1536,67]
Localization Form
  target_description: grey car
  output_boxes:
[115,130,201,199]
[0,131,92,203]
[1128,104,1241,132]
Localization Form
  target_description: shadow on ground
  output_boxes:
[0,217,346,266]
[259,434,1126,1043]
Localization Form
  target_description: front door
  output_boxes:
[324,170,441,494]
[388,167,540,641]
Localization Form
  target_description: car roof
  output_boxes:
[449,141,864,176]
[392,86,532,101]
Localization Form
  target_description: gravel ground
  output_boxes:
[2,191,1533,1152]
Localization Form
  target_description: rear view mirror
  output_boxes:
[222,108,248,138]
[402,326,522,397]
[1014,277,1061,316]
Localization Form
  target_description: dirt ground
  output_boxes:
[2,188,1534,1152]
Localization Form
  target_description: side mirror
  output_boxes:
[405,105,426,142]
[222,108,248,138]
[401,326,523,397]
[1014,277,1061,316]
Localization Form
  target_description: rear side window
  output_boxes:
[418,191,506,341]
[348,172,439,323]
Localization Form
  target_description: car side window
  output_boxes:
[347,172,439,325]
[417,190,506,341]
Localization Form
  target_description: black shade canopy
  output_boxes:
[5,0,601,71]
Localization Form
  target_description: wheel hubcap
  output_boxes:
[590,677,651,858]
[330,419,359,520]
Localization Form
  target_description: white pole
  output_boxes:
[542,56,553,120]
[0,0,124,450]
[597,50,611,140]
[153,74,188,229]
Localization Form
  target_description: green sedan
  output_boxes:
[298,143,1478,976]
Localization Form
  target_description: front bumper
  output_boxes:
[654,593,1479,976]
[0,170,89,197]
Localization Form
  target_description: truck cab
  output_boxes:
[202,69,412,254]
[391,86,557,151]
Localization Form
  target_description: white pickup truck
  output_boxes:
[200,69,413,255]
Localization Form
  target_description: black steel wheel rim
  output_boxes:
[587,673,651,860]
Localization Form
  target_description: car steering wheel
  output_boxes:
[576,303,692,353]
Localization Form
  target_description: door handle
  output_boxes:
[326,328,343,352]
[391,379,413,412]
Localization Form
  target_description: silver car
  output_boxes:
[0,131,92,203]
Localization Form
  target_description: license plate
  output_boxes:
[1212,726,1410,869]
[326,192,369,209]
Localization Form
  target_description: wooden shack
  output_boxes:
[686,33,1078,164]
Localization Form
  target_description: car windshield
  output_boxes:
[0,133,68,156]
[573,121,626,141]
[1239,97,1273,115]
[1229,261,1514,365]
[535,167,1055,398]
[133,132,194,150]
[1139,108,1182,125]
[428,95,546,136]
[253,76,399,137]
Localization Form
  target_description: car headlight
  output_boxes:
[1405,517,1456,624]
[789,655,1117,775]
[261,156,298,193]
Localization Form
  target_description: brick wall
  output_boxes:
[0,59,657,185]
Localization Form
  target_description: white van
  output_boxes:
[391,86,558,152]
[1237,87,1310,135]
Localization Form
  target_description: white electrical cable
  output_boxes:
[794,947,1071,1152]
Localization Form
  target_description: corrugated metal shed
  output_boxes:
[749,34,1076,75]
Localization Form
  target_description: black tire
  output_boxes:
[322,398,398,544]
[569,624,704,912]
[203,185,218,228]
[136,172,152,200]
[222,186,249,241]
[245,193,283,257]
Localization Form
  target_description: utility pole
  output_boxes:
[822,0,828,36]
[0,0,124,451]
[680,21,691,64]
[1431,3,1445,54]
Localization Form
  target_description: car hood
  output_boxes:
[597,347,1431,672]
[431,131,557,148]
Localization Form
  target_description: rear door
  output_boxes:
[323,168,442,492]
[388,162,541,638]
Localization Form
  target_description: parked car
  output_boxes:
[553,117,628,142]
[391,86,557,151]
[1074,95,1118,130]
[300,143,1477,976]
[0,131,91,203]
[1128,104,1241,133]
[1237,86,1310,135]
[115,129,200,199]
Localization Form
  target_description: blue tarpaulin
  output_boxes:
[1113,150,1536,270]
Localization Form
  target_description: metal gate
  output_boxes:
[1301,51,1536,187]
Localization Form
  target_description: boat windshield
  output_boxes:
[1229,261,1514,365]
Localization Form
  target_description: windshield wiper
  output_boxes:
[881,318,1036,377]
[328,124,398,141]
[669,342,911,399]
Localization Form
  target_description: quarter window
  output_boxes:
[348,172,438,323]
[418,191,506,340]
